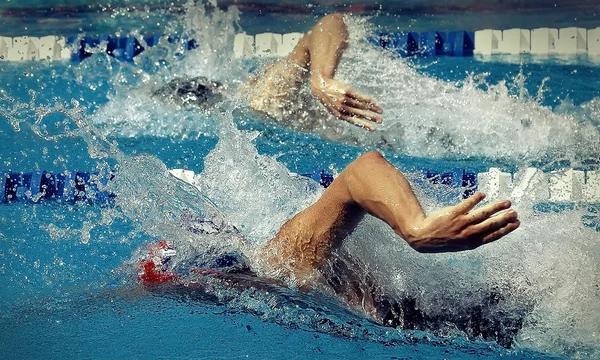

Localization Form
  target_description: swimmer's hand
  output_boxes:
[406,192,520,253]
[311,76,383,131]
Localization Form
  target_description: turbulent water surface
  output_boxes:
[1,2,599,359]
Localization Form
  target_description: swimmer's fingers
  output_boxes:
[340,115,377,131]
[465,200,513,225]
[455,218,519,251]
[345,90,384,114]
[339,105,382,124]
[345,88,376,104]
[343,98,383,116]
[323,102,377,130]
[466,209,518,237]
[454,192,486,214]
[333,111,377,131]
[481,218,520,245]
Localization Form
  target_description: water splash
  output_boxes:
[84,6,600,170]
[1,2,599,358]
[331,40,600,165]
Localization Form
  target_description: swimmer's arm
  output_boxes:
[334,152,520,253]
[266,151,520,273]
[304,13,347,81]
[279,14,346,78]
[305,14,383,130]
[262,14,382,129]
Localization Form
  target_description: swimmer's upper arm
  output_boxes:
[262,172,354,273]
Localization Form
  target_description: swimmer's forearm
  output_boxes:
[306,13,348,81]
[265,152,518,279]
[336,153,519,253]
[282,13,348,79]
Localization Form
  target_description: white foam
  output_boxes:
[196,122,321,244]
[332,41,599,160]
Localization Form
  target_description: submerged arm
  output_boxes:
[264,151,520,278]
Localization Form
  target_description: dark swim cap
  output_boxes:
[154,76,224,107]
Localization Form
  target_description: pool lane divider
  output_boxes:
[0,35,72,61]
[0,170,114,204]
[1,26,598,62]
[66,34,198,62]
[235,27,600,59]
[0,34,198,62]
[170,167,600,204]
[478,168,600,203]
[2,167,599,205]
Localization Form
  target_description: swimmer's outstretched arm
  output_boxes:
[264,151,520,277]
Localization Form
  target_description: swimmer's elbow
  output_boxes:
[353,151,386,166]
[344,151,386,184]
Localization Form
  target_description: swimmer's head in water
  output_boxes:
[153,76,225,108]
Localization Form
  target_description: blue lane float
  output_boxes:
[391,31,420,57]
[419,31,446,56]
[423,168,477,199]
[67,35,152,62]
[446,31,475,56]
[1,170,114,204]
[301,170,335,188]
[65,33,201,62]
[370,31,420,57]
[367,30,474,57]
[144,35,162,47]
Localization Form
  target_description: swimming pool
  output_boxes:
[1,2,599,359]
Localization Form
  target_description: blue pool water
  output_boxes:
[1,2,600,359]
